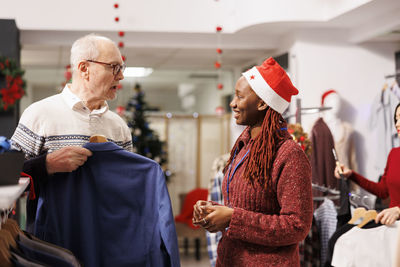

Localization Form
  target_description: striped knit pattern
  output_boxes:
[11,86,133,159]
[216,128,313,267]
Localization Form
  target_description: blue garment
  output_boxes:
[34,142,180,267]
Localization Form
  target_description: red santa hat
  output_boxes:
[242,57,298,114]
[321,89,337,106]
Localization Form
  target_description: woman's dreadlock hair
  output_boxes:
[224,107,287,192]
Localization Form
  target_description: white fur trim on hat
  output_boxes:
[242,67,289,114]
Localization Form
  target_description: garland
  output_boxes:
[0,56,26,111]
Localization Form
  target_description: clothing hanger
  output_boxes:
[89,134,107,143]
[382,82,389,91]
[357,210,378,228]
[348,207,367,224]
[3,220,21,239]
[0,237,12,267]
[0,230,16,249]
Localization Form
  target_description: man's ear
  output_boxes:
[77,61,89,79]
[258,100,268,111]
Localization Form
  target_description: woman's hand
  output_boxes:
[334,164,352,179]
[375,207,400,225]
[202,205,234,233]
[192,200,211,227]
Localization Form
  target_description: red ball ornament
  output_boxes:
[216,26,223,32]
[118,31,125,37]
[216,48,222,54]
[114,3,119,8]
[115,17,119,22]
[217,83,223,90]
[116,105,125,116]
[117,84,123,89]
[215,106,225,116]
[122,55,126,62]
[214,61,221,69]
[118,41,124,48]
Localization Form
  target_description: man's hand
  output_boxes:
[376,207,400,225]
[46,146,92,174]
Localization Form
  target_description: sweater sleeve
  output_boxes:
[226,146,313,247]
[348,149,391,200]
[349,172,389,199]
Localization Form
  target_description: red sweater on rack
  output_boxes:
[349,147,400,208]
[216,129,313,267]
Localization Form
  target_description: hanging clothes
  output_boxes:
[324,223,356,267]
[331,221,399,267]
[334,121,358,173]
[310,118,337,192]
[369,88,400,172]
[314,198,337,266]
[299,216,321,267]
[34,142,180,267]
[206,153,229,267]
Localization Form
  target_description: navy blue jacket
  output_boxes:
[34,142,180,267]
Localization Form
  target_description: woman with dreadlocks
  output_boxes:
[193,57,313,266]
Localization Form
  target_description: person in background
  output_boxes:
[334,103,400,226]
[11,34,132,232]
[193,57,313,266]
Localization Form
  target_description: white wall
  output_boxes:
[288,36,400,181]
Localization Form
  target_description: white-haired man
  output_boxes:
[11,34,132,232]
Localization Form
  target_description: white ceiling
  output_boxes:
[11,0,400,99]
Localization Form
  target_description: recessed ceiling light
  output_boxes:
[123,67,153,77]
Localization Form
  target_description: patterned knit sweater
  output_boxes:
[216,129,313,267]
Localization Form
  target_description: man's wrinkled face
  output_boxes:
[87,41,124,102]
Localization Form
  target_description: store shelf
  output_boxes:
[0,177,30,210]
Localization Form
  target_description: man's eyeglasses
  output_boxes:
[86,60,126,76]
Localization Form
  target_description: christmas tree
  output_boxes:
[125,83,171,181]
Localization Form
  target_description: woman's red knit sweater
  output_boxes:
[216,129,313,267]
[350,147,400,208]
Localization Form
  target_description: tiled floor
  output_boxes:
[180,254,210,267]
[178,243,211,267]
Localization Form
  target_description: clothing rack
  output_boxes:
[284,98,331,124]
[384,71,400,79]
[312,183,340,195]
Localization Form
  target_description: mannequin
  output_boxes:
[322,90,344,143]
[321,89,358,180]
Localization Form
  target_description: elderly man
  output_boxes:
[11,34,132,232]
[11,35,179,266]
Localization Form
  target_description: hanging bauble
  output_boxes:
[216,26,223,32]
[216,48,222,54]
[115,17,120,22]
[217,83,223,90]
[122,55,126,62]
[114,3,119,8]
[214,61,221,69]
[116,105,125,116]
[64,65,72,82]
[118,41,124,48]
[134,128,142,136]
[118,31,125,37]
[117,84,123,89]
[215,106,225,116]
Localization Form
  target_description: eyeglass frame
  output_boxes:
[85,59,126,76]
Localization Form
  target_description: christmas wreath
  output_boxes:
[0,56,26,111]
